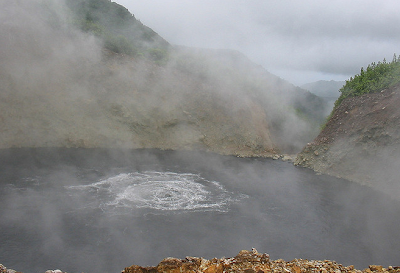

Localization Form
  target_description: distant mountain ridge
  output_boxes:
[301,80,345,99]
[301,80,345,115]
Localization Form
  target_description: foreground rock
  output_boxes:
[295,83,400,198]
[2,250,399,273]
[123,250,400,273]
[0,265,65,273]
[0,264,17,273]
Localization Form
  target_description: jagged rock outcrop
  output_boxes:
[0,264,17,273]
[3,250,400,273]
[122,249,399,273]
[295,83,400,198]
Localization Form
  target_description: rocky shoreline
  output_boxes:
[2,250,399,273]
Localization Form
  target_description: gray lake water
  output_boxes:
[0,148,399,272]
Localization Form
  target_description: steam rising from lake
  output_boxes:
[1,148,400,273]
[1,1,400,272]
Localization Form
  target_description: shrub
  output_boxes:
[335,54,400,108]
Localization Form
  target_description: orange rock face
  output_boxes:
[123,249,400,273]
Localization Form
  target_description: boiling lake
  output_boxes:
[0,148,399,272]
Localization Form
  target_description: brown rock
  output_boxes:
[123,265,156,273]
[292,265,301,273]
[156,258,186,273]
[369,265,383,271]
[121,250,400,273]
[204,263,223,273]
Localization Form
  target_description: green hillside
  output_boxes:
[335,55,400,107]
[65,0,169,60]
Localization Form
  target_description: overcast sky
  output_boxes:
[114,0,400,86]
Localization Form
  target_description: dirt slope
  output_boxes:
[295,83,400,198]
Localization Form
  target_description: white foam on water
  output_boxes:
[68,171,246,213]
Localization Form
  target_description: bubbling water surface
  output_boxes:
[1,148,400,273]
[68,171,246,213]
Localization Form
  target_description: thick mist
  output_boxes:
[0,0,105,146]
[1,148,400,272]
[0,0,329,155]
[3,1,400,273]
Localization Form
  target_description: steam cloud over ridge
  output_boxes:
[0,0,327,154]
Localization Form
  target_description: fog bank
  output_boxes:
[0,0,328,155]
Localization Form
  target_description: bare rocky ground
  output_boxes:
[4,249,398,273]
[122,250,400,273]
[295,83,400,198]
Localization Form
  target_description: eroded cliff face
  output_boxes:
[295,83,400,198]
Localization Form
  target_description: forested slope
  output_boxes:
[296,56,400,198]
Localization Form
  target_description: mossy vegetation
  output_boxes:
[65,0,169,60]
[335,54,400,108]
[318,55,400,131]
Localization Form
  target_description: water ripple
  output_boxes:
[68,171,246,213]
